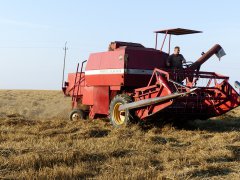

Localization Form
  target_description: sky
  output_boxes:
[0,0,239,90]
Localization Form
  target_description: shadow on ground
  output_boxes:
[138,113,240,133]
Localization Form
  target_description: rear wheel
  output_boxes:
[69,109,86,121]
[109,94,133,128]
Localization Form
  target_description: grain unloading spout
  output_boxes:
[187,44,226,71]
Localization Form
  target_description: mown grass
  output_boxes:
[0,90,239,179]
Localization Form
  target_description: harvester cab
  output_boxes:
[154,28,226,70]
[62,28,240,127]
[154,28,202,52]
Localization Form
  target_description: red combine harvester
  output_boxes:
[62,28,240,127]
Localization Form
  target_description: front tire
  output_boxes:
[69,109,86,121]
[109,94,133,128]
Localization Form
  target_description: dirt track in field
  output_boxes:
[0,90,239,179]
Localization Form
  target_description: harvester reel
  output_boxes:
[109,94,134,127]
[69,109,86,121]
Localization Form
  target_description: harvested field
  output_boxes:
[0,90,239,179]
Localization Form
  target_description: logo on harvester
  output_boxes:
[100,69,123,73]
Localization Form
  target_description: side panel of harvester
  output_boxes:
[85,49,125,87]
[82,46,170,118]
[124,47,168,87]
[83,49,126,118]
[85,46,169,88]
[65,72,109,117]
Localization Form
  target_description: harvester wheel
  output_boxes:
[69,109,86,121]
[109,94,133,128]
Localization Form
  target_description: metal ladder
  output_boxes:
[72,60,87,108]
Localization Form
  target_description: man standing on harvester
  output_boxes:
[167,46,186,69]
